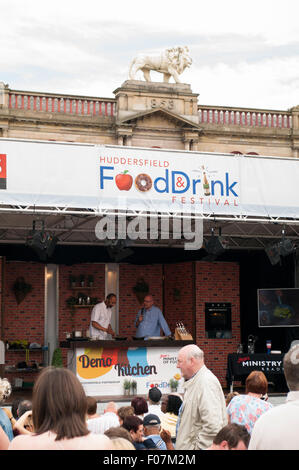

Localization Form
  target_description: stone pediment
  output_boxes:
[117,107,201,131]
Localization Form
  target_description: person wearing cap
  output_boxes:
[143,414,167,450]
[145,387,163,418]
[134,295,171,339]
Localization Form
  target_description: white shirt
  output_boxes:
[87,412,119,434]
[89,301,112,339]
[144,404,163,418]
[249,391,299,450]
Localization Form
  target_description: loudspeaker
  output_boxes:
[205,236,229,256]
[279,238,295,257]
[265,243,281,265]
[27,231,58,261]
[106,239,134,262]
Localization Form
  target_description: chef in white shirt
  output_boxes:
[89,293,116,339]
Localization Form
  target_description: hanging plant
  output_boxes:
[13,277,33,305]
[66,296,77,315]
[133,278,149,304]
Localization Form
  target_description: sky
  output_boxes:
[0,0,299,110]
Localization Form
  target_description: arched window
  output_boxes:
[230,151,243,155]
[246,152,259,155]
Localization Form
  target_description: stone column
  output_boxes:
[291,106,299,158]
[0,82,9,108]
[116,126,133,147]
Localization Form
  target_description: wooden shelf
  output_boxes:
[73,304,94,308]
[5,367,43,373]
[70,286,96,290]
[7,348,43,352]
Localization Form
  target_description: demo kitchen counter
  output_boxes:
[61,339,193,396]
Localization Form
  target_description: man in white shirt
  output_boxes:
[87,402,119,434]
[89,294,116,339]
[145,387,163,418]
[249,343,299,450]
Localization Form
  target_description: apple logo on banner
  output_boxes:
[115,170,133,191]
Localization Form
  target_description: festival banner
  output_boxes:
[1,138,299,218]
[75,345,183,396]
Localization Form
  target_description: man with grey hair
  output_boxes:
[87,401,119,434]
[175,344,227,450]
[249,344,299,450]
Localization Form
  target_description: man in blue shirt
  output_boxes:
[134,294,172,339]
[143,414,167,450]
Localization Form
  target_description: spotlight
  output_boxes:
[204,228,229,256]
[265,243,281,266]
[279,238,295,257]
[105,239,134,262]
[265,229,296,265]
[26,221,58,261]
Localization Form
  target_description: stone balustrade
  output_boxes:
[8,90,116,117]
[3,87,294,130]
[198,105,292,129]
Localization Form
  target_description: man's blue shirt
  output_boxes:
[134,305,171,338]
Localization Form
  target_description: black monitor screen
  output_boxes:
[258,288,299,327]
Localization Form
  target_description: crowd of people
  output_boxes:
[0,342,299,450]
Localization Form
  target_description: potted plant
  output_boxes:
[66,296,77,315]
[123,379,131,396]
[79,274,85,287]
[87,275,94,287]
[69,275,77,288]
[131,380,137,395]
[12,277,33,305]
[51,348,63,368]
[133,278,149,304]
[169,378,178,392]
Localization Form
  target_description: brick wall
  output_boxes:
[195,261,240,385]
[3,261,45,384]
[4,261,45,346]
[118,264,163,337]
[164,262,194,335]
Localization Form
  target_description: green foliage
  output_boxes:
[51,348,63,368]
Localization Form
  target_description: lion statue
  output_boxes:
[128,46,192,83]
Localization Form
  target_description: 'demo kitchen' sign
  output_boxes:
[75,346,183,396]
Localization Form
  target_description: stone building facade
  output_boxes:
[1,79,298,157]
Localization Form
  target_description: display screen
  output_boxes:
[258,288,299,327]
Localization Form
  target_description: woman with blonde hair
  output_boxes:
[8,367,112,450]
[0,377,14,441]
[227,370,273,434]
